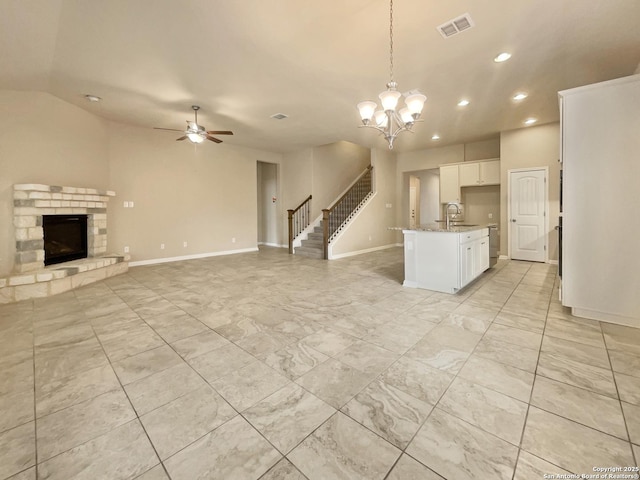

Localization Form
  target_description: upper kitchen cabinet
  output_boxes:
[439,164,460,203]
[459,160,500,186]
[559,74,640,327]
[439,159,501,203]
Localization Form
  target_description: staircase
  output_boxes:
[290,165,373,260]
[294,223,324,259]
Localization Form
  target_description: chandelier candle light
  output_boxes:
[357,0,426,149]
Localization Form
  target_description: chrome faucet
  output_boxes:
[445,202,461,229]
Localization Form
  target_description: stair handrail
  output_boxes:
[287,194,312,254]
[322,165,373,259]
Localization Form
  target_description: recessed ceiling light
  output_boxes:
[431,134,440,140]
[270,113,288,120]
[524,117,537,126]
[513,92,528,101]
[494,52,512,63]
[457,99,470,107]
[84,94,101,102]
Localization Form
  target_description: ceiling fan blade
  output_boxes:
[176,136,188,141]
[206,130,233,135]
[154,127,185,132]
[206,135,223,143]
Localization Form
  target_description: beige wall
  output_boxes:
[464,138,501,161]
[0,91,110,276]
[461,186,500,226]
[311,141,371,218]
[331,148,398,257]
[107,122,282,263]
[280,148,313,243]
[500,122,560,260]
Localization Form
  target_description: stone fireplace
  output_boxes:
[13,183,113,272]
[0,183,128,304]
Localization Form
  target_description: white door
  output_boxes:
[509,169,547,262]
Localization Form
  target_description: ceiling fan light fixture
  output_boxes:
[187,132,205,143]
[153,105,233,145]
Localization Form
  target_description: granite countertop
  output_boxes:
[389,224,492,233]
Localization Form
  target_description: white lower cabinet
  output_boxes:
[460,241,474,288]
[403,227,490,294]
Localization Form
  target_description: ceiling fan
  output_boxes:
[154,105,233,144]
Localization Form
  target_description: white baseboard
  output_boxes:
[258,242,287,248]
[572,307,639,328]
[499,254,509,260]
[548,259,559,265]
[330,243,400,260]
[129,247,259,267]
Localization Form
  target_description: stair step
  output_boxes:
[295,246,324,259]
[301,238,322,248]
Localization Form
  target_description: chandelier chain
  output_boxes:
[389,0,394,83]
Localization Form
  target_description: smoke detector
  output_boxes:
[270,113,288,120]
[437,13,475,38]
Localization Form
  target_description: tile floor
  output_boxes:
[1,246,639,479]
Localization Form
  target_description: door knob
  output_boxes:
[511,219,516,222]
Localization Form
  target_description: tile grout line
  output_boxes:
[31,299,39,480]
[601,322,638,467]
[83,280,171,480]
[510,269,564,479]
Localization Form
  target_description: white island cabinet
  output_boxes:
[403,227,489,294]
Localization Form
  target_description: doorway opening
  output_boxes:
[257,161,280,247]
[404,169,440,228]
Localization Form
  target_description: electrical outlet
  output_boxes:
[129,201,134,208]
[488,213,493,219]
[386,203,392,208]
[160,243,165,250]
[231,237,236,243]
[124,246,129,253]
[123,201,129,208]
[183,241,188,247]
[368,235,372,241]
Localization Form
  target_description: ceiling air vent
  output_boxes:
[270,113,288,120]
[437,13,475,38]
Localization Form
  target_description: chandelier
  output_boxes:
[357,0,426,149]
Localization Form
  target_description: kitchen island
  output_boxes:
[402,225,490,294]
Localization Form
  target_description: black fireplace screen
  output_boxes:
[43,215,88,266]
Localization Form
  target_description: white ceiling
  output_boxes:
[1,0,639,153]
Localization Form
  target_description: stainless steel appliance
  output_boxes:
[488,225,498,267]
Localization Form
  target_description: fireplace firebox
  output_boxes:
[43,215,88,266]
